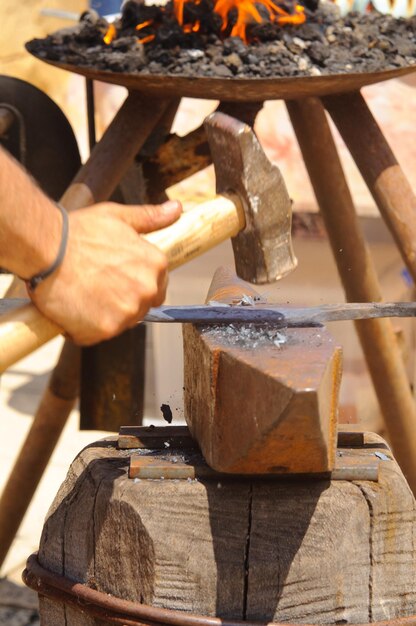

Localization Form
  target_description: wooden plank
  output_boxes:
[183,267,342,474]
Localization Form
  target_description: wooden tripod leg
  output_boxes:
[0,91,172,570]
[322,91,416,282]
[286,97,416,494]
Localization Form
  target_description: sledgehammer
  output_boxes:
[0,112,297,373]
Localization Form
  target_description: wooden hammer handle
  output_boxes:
[0,194,244,373]
[146,194,243,269]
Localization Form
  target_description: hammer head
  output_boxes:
[204,112,297,284]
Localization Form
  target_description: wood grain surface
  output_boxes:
[37,433,416,625]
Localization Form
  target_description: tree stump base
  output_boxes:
[35,431,416,625]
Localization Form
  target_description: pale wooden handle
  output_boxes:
[0,194,244,373]
[144,194,244,269]
[0,304,63,374]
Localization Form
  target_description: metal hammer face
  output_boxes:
[204,112,297,284]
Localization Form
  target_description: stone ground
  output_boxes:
[0,579,39,626]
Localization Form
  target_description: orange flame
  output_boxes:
[104,0,306,47]
[140,34,156,43]
[174,0,203,31]
[184,19,201,31]
[136,19,154,30]
[174,0,305,42]
[277,4,305,24]
[103,23,117,44]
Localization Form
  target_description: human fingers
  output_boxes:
[102,200,182,234]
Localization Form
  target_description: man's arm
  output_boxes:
[0,147,182,345]
[0,148,65,279]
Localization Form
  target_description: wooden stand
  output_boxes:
[31,429,416,625]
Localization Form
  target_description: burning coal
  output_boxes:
[155,0,304,44]
[26,0,416,80]
[102,0,308,47]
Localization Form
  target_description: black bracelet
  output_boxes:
[24,203,69,292]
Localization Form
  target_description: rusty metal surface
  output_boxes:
[24,553,416,626]
[121,425,367,450]
[118,425,197,449]
[183,267,342,475]
[125,425,384,481]
[205,112,297,283]
[24,54,416,101]
[142,103,262,202]
[128,444,381,480]
[66,91,170,204]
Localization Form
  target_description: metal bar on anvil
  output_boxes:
[128,444,381,482]
[3,299,416,327]
[144,301,416,326]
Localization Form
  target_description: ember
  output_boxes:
[26,0,416,80]
[171,0,306,41]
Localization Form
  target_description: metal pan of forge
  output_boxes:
[24,49,416,101]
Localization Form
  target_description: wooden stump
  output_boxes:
[36,433,416,625]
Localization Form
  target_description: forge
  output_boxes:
[26,0,416,89]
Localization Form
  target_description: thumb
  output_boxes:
[115,200,182,234]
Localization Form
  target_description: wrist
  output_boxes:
[0,198,64,279]
[0,147,66,280]
[23,204,69,291]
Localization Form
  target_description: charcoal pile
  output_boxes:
[26,0,416,79]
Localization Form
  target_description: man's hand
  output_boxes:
[30,200,182,345]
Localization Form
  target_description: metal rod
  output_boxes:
[286,96,416,495]
[23,554,416,626]
[143,301,416,325]
[86,78,96,152]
